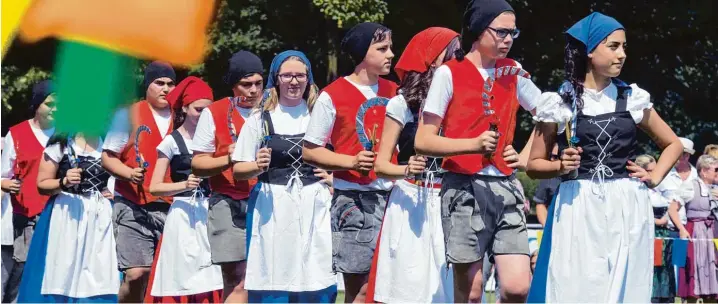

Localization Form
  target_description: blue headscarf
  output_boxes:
[265,50,315,89]
[566,12,624,52]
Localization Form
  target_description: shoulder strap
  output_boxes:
[615,86,629,112]
[262,110,275,136]
[171,130,189,155]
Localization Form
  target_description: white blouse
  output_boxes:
[533,82,653,134]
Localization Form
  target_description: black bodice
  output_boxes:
[558,80,637,181]
[397,113,444,178]
[257,111,321,185]
[168,130,210,197]
[57,149,110,195]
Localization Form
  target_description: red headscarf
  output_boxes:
[167,76,213,108]
[394,27,459,82]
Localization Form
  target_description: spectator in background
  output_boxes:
[703,144,718,196]
[668,138,700,239]
[676,155,718,301]
[704,144,718,158]
[636,154,675,303]
[532,145,560,227]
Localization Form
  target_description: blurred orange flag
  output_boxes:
[19,0,216,64]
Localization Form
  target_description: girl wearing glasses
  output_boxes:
[526,12,682,302]
[414,0,543,302]
[18,133,118,302]
[365,27,459,303]
[232,51,336,302]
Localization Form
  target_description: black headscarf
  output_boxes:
[457,0,514,59]
[142,61,176,93]
[341,22,388,64]
[30,80,54,114]
[223,50,264,86]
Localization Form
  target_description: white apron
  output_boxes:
[41,192,119,298]
[245,181,335,292]
[546,178,653,303]
[151,192,223,296]
[374,179,454,303]
[1,193,12,246]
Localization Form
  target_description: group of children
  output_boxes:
[1,0,687,303]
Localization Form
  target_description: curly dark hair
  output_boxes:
[560,36,588,111]
[172,104,185,130]
[398,37,461,115]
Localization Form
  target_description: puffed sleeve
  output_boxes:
[532,92,573,134]
[627,84,653,124]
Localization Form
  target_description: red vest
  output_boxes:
[114,100,173,205]
[441,58,520,175]
[9,120,50,217]
[323,77,398,185]
[207,97,256,200]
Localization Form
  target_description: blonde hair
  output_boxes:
[635,154,656,169]
[260,56,319,112]
[704,144,718,158]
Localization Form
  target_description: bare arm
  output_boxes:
[149,156,193,197]
[668,200,690,238]
[517,127,537,172]
[526,123,563,179]
[414,113,486,158]
[536,203,548,227]
[638,109,682,186]
[102,151,136,181]
[233,147,271,180]
[302,142,374,175]
[191,147,234,178]
[654,215,668,226]
[374,117,411,180]
[37,154,81,196]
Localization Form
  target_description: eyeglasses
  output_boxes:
[278,73,308,83]
[487,27,520,39]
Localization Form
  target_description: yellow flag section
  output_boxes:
[18,0,215,64]
[1,0,34,58]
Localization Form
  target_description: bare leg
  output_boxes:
[221,261,247,303]
[494,254,531,303]
[342,273,369,303]
[453,261,484,303]
[119,267,150,303]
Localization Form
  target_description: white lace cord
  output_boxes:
[284,136,306,235]
[587,117,617,197]
[188,187,214,269]
[188,186,205,224]
[81,158,108,222]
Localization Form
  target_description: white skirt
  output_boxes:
[41,192,119,298]
[245,181,335,292]
[545,178,654,303]
[151,194,223,296]
[374,179,454,303]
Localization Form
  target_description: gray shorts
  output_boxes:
[12,213,38,263]
[440,172,529,264]
[207,193,248,264]
[112,196,169,270]
[330,189,389,274]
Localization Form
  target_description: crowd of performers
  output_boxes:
[6,0,713,302]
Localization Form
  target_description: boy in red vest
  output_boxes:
[101,61,176,303]
[302,22,397,303]
[190,50,263,303]
[414,0,543,302]
[0,80,56,302]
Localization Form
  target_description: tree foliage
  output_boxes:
[3,0,716,157]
